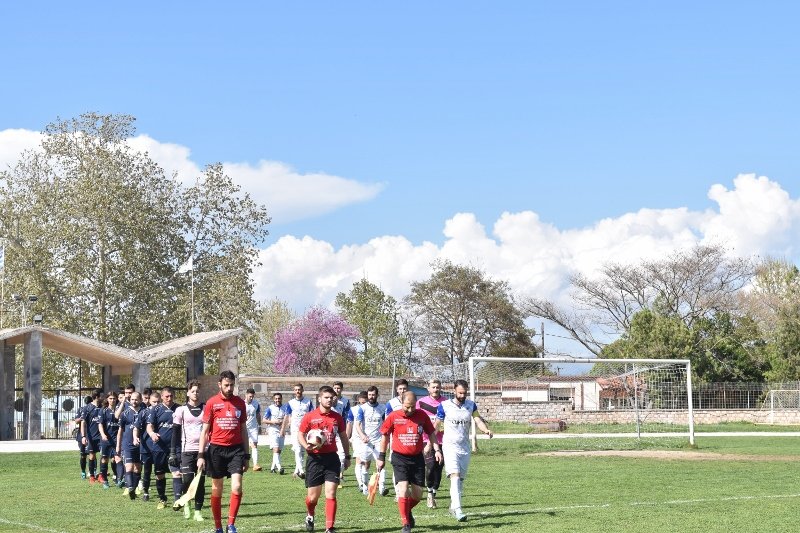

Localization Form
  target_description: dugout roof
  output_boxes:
[0,325,243,374]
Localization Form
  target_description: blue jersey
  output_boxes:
[84,403,104,441]
[119,406,142,449]
[146,404,175,453]
[102,407,120,444]
[136,406,153,449]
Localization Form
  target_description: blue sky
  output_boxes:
[3,2,800,352]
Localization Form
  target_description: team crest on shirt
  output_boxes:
[235,409,242,418]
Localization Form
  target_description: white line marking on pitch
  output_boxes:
[0,518,69,533]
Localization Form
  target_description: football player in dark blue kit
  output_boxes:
[101,391,122,488]
[136,388,155,500]
[74,395,92,479]
[118,391,143,500]
[80,389,108,484]
[146,389,177,509]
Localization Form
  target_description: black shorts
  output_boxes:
[86,438,101,454]
[207,444,245,479]
[305,452,341,488]
[181,451,201,476]
[152,451,169,474]
[391,451,425,487]
[124,446,140,465]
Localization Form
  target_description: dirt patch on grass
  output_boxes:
[530,450,800,461]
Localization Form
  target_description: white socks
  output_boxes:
[450,477,462,510]
[251,447,259,466]
[272,451,281,469]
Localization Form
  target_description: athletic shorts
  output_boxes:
[152,451,170,474]
[101,439,119,458]
[140,442,152,463]
[391,451,425,487]
[305,452,341,488]
[247,427,259,445]
[181,451,200,476]
[123,446,141,465]
[358,439,381,462]
[266,430,284,449]
[443,447,471,478]
[86,438,101,454]
[207,444,245,479]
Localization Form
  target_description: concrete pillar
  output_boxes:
[186,349,205,382]
[219,337,239,394]
[0,341,16,440]
[102,366,120,392]
[23,331,42,440]
[132,363,151,393]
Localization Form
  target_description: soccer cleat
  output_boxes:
[305,514,314,531]
[214,529,224,533]
[227,525,238,533]
[80,472,87,480]
[253,464,262,472]
[102,480,110,489]
[193,510,204,521]
[184,502,192,519]
[451,508,467,522]
[299,471,306,479]
[401,526,412,533]
[279,467,285,475]
[116,479,125,488]
[408,511,415,528]
[380,488,390,497]
[135,485,143,495]
[142,493,150,502]
[157,499,167,510]
[89,475,96,484]
[431,496,437,509]
[128,489,136,501]
[270,466,277,473]
[324,528,336,533]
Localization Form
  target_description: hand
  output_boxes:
[361,435,369,444]
[101,436,108,442]
[197,457,206,471]
[81,436,87,445]
[133,436,140,446]
[343,456,351,470]
[376,459,384,472]
[168,453,180,468]
[242,458,249,473]
[485,430,494,439]
[423,442,432,455]
[434,449,443,465]
[152,434,160,442]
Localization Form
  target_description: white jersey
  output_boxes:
[437,398,478,452]
[332,397,351,419]
[173,402,205,453]
[245,399,261,431]
[264,403,287,436]
[286,396,314,432]
[385,396,403,414]
[355,401,386,442]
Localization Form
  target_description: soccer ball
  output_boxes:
[306,429,324,450]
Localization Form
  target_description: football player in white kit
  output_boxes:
[354,385,387,495]
[436,379,493,522]
[331,381,352,488]
[284,383,314,479]
[263,392,287,474]
[349,391,368,492]
[245,388,263,471]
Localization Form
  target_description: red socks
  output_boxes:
[397,497,420,525]
[325,498,337,529]
[211,495,222,528]
[306,496,317,516]
[229,492,242,525]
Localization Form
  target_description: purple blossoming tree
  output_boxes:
[273,307,360,375]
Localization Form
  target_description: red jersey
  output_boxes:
[202,392,247,446]
[298,407,346,455]
[380,409,436,456]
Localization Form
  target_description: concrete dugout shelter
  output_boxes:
[0,325,243,440]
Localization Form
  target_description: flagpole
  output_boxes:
[190,264,195,335]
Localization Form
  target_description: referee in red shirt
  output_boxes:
[197,371,249,533]
[298,385,351,533]
[377,391,442,533]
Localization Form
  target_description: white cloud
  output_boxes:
[0,129,384,224]
[253,174,800,315]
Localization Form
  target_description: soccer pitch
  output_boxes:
[0,437,798,533]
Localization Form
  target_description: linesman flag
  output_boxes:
[177,256,193,274]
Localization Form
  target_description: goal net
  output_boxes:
[761,389,800,424]
[467,357,695,448]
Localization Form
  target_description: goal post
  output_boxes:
[468,356,695,446]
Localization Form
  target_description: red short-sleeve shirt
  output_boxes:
[202,393,247,446]
[298,408,346,455]
[380,409,436,456]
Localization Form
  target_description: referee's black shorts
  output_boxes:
[391,451,425,487]
[305,452,341,488]
[207,444,245,479]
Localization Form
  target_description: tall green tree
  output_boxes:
[405,260,536,367]
[335,279,408,376]
[0,113,270,388]
[240,299,296,374]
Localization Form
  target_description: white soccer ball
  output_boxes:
[306,429,324,450]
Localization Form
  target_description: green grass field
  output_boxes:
[1,437,799,533]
